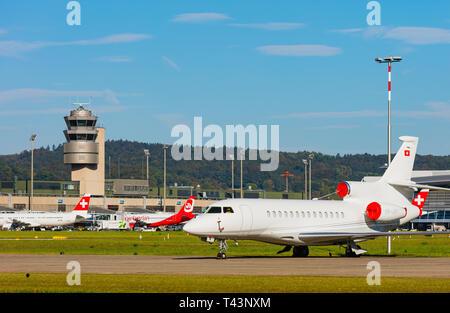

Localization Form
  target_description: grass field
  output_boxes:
[0,231,448,293]
[0,230,449,257]
[1,273,449,293]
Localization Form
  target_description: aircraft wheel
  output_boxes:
[292,246,309,257]
[216,252,227,259]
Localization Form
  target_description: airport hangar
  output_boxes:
[0,104,449,230]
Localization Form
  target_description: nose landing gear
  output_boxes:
[216,239,229,259]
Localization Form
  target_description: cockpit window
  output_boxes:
[206,206,222,214]
[223,207,234,213]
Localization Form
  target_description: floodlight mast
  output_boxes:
[375,56,403,255]
[375,56,403,167]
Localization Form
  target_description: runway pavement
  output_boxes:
[1,255,449,278]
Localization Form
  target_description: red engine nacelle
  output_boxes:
[337,182,350,198]
[366,201,406,222]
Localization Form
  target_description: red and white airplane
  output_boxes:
[183,136,450,258]
[0,194,91,230]
[124,196,196,229]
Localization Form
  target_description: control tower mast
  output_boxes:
[63,102,105,196]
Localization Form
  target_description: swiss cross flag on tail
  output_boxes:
[73,194,91,216]
[412,189,429,216]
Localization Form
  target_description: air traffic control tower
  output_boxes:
[63,103,105,196]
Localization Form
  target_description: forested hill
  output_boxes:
[1,140,449,196]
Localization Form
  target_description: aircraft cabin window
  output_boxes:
[266,211,270,218]
[301,211,305,218]
[295,211,299,218]
[319,212,323,218]
[278,211,282,218]
[335,212,339,218]
[307,211,311,218]
[313,212,317,218]
[341,212,344,218]
[329,212,333,218]
[272,211,276,218]
[324,212,328,218]
[206,207,222,214]
[223,207,234,214]
[289,211,293,218]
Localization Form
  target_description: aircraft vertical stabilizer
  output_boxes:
[381,136,418,184]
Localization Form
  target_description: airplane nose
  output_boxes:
[182,221,195,234]
[183,219,202,235]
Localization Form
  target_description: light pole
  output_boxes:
[163,144,168,212]
[375,56,402,166]
[29,134,37,211]
[376,56,402,255]
[308,154,314,200]
[144,149,150,181]
[229,153,234,198]
[302,159,308,200]
[239,149,245,199]
[280,171,294,193]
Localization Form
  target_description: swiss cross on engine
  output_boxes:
[404,150,410,157]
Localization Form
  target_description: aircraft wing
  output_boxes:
[298,231,450,244]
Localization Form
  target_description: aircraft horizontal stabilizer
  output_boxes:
[390,182,450,192]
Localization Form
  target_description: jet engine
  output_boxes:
[365,201,406,222]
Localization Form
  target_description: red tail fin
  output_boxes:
[73,194,91,214]
[412,189,429,216]
[177,196,195,217]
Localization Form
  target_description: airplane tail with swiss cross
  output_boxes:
[72,194,91,217]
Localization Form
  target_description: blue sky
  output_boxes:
[1,0,450,156]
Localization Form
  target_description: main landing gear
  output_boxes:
[344,242,367,257]
[292,246,309,257]
[277,245,309,257]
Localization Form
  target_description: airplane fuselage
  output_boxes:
[183,198,419,246]
[0,211,82,228]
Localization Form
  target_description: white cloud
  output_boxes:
[330,28,364,33]
[0,33,151,57]
[307,124,360,130]
[333,26,450,45]
[97,56,133,63]
[0,29,7,35]
[0,88,122,105]
[171,13,231,23]
[230,22,304,31]
[162,56,180,71]
[277,110,385,119]
[276,101,450,120]
[384,27,450,44]
[0,105,128,116]
[257,44,341,56]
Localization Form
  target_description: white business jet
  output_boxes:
[183,136,450,258]
[0,194,91,230]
